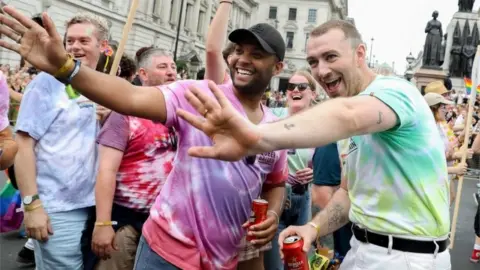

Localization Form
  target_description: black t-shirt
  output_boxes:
[312,143,352,257]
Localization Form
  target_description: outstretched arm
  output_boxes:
[0,7,167,122]
[205,0,232,84]
[70,67,168,122]
[254,95,398,153]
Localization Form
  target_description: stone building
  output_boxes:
[0,0,258,78]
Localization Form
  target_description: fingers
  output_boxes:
[187,146,218,159]
[47,219,54,235]
[208,80,232,109]
[2,6,37,30]
[0,39,21,53]
[189,84,221,112]
[249,224,277,240]
[40,225,49,242]
[250,216,275,231]
[177,109,206,131]
[0,25,22,43]
[0,13,28,36]
[278,226,299,249]
[42,12,61,41]
[184,90,207,116]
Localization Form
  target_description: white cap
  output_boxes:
[424,92,454,107]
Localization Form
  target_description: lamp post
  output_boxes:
[404,52,415,81]
[368,38,374,68]
[173,0,185,62]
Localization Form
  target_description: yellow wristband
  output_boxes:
[54,54,75,78]
[24,203,42,212]
[95,221,118,226]
[308,221,320,235]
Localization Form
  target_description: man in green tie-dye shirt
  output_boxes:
[178,20,451,269]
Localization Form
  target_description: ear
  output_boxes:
[273,61,284,76]
[138,68,147,82]
[356,43,367,67]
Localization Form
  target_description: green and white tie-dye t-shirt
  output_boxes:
[343,76,450,238]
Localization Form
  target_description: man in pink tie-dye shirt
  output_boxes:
[0,70,18,169]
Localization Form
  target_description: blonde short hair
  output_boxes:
[65,13,109,41]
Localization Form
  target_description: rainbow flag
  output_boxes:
[0,175,23,233]
[464,77,480,95]
[465,77,472,94]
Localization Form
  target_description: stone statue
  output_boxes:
[422,11,443,69]
[461,36,476,77]
[449,35,463,77]
[458,0,475,12]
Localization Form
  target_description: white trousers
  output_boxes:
[340,237,451,270]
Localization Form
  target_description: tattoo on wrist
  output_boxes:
[284,123,295,130]
[377,111,383,124]
[327,204,347,232]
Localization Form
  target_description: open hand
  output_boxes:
[176,81,262,161]
[0,6,68,74]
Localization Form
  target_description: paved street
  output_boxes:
[1,171,479,269]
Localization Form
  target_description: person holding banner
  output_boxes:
[11,13,110,270]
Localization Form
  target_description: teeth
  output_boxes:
[237,68,253,75]
[326,78,340,87]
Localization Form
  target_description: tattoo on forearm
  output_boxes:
[377,111,383,124]
[327,204,347,232]
[284,123,295,130]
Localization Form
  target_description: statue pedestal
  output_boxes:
[414,68,447,92]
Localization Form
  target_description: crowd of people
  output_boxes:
[0,2,480,270]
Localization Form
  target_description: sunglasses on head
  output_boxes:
[286,83,309,91]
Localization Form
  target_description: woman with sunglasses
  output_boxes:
[265,70,317,269]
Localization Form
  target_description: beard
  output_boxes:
[230,68,273,97]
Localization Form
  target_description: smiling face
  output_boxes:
[228,42,283,97]
[65,22,105,69]
[139,55,177,86]
[286,74,316,113]
[306,29,367,98]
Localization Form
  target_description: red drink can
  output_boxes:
[282,236,308,270]
[246,199,268,241]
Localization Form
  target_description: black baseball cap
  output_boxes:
[228,23,285,61]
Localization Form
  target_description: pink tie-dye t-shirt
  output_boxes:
[142,80,288,270]
[0,71,9,131]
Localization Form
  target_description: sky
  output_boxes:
[348,0,480,74]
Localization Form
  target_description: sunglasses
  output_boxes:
[286,83,309,91]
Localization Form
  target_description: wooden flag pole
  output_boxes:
[109,0,140,76]
[450,45,480,249]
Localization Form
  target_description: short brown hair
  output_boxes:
[65,13,109,41]
[222,42,235,64]
[310,19,363,48]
